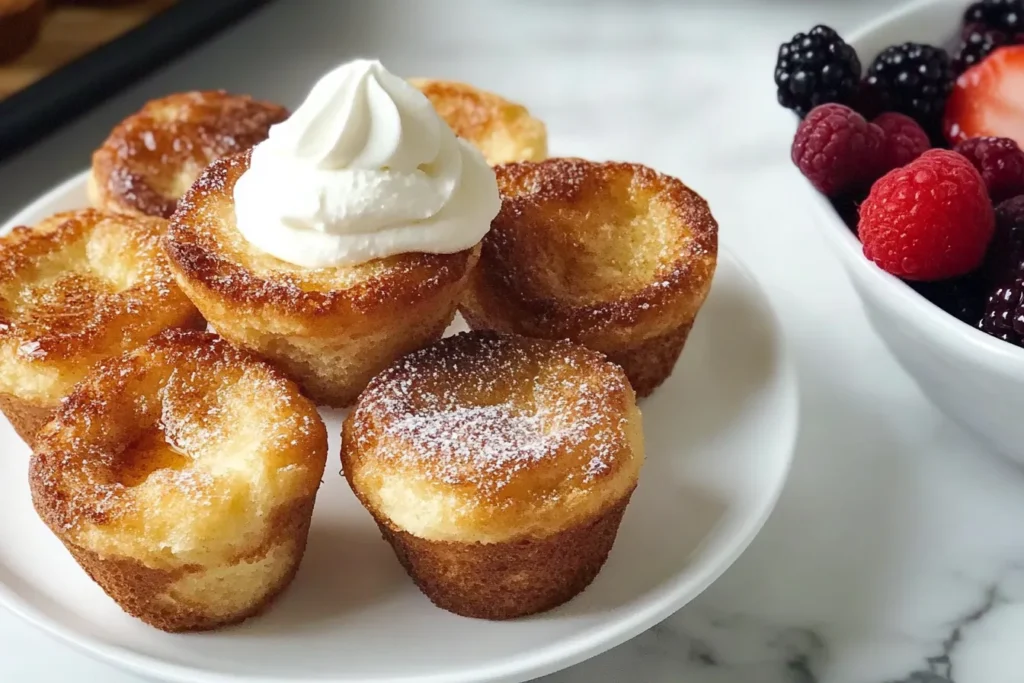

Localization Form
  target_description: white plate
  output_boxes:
[0,172,798,683]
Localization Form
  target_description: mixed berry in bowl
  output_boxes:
[777,0,1024,350]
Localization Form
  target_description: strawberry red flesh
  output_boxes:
[945,45,1024,146]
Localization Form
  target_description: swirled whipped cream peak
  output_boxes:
[233,59,500,268]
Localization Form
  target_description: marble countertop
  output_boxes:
[3,1,1023,681]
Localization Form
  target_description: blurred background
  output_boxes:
[0,0,890,222]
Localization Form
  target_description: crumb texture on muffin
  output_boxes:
[0,209,202,408]
[29,329,328,631]
[343,330,644,544]
[460,158,718,395]
[90,91,288,218]
[165,151,479,406]
[410,78,548,165]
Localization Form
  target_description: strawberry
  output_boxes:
[945,45,1024,146]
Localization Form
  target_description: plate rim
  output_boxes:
[0,170,800,683]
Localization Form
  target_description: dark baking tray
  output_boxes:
[0,0,273,162]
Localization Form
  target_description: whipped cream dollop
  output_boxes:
[233,59,500,268]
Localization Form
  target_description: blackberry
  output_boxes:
[955,1,1024,73]
[830,194,860,233]
[964,0,1024,34]
[953,27,1009,73]
[985,195,1024,281]
[775,25,861,117]
[980,264,1024,345]
[910,272,987,326]
[979,196,1024,346]
[865,43,954,140]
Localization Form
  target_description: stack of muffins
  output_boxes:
[1,60,718,631]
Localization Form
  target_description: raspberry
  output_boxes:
[858,149,995,280]
[954,136,1024,201]
[791,104,884,196]
[873,112,930,171]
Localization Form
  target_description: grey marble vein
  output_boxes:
[888,585,1002,683]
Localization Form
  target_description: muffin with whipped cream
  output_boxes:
[164,60,500,406]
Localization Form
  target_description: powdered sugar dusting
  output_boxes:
[386,404,549,490]
[352,331,633,497]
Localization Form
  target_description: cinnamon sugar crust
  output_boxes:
[0,209,203,441]
[90,91,288,219]
[460,158,718,396]
[29,329,328,632]
[410,79,547,165]
[165,151,479,406]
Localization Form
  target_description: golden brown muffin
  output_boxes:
[89,91,288,219]
[460,158,718,397]
[29,329,328,633]
[410,78,547,165]
[342,330,644,620]
[164,151,479,407]
[0,0,46,63]
[0,209,203,444]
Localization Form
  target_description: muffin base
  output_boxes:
[60,496,315,632]
[209,302,459,408]
[459,309,694,399]
[0,392,53,446]
[604,321,693,398]
[371,490,634,620]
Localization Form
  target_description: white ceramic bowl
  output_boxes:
[809,0,1024,462]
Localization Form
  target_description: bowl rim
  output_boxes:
[812,0,1024,372]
